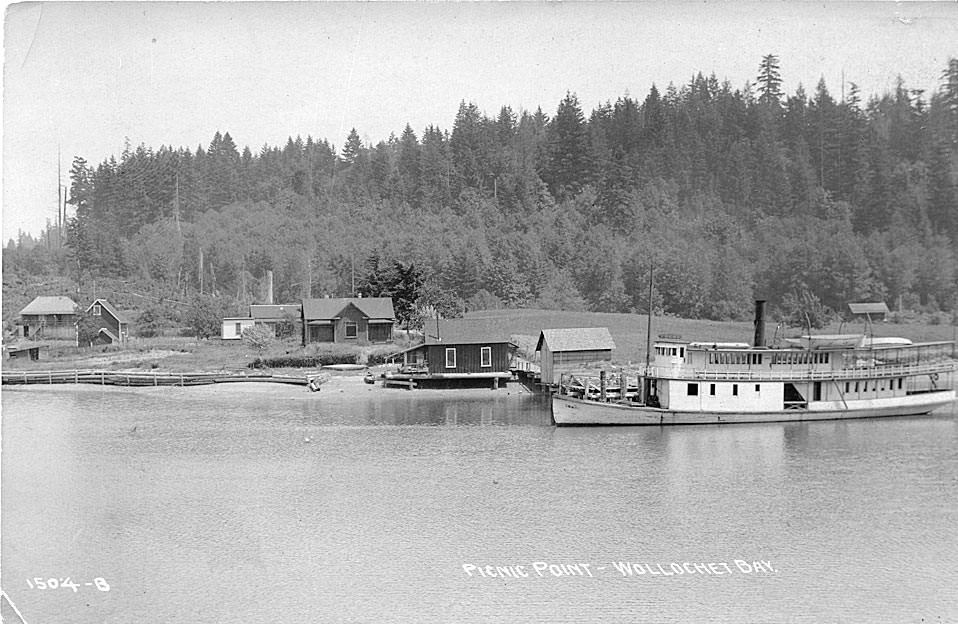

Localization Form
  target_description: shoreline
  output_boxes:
[1,372,538,401]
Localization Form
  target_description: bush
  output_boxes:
[242,325,275,352]
[248,352,360,369]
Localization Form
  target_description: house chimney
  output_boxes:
[753,300,767,347]
[266,270,274,305]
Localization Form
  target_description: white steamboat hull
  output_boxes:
[552,390,956,426]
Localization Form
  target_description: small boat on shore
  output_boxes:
[322,363,368,371]
[552,302,956,426]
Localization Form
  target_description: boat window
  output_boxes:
[680,347,685,358]
[845,382,850,393]
[687,383,699,396]
[732,384,739,396]
[709,384,716,396]
[898,378,903,389]
[855,381,859,393]
[755,384,761,393]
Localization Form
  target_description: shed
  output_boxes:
[535,327,615,385]
[3,343,47,361]
[222,317,256,340]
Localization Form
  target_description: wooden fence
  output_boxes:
[1,369,310,388]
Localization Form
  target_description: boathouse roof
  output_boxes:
[424,318,516,345]
[19,296,79,316]
[302,297,395,321]
[535,327,615,353]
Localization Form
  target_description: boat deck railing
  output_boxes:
[675,361,954,382]
[562,361,955,389]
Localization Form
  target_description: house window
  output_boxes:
[345,321,358,339]
[480,346,492,368]
[445,348,456,369]
[92,304,101,316]
[687,383,699,396]
[235,323,242,336]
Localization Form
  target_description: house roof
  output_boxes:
[302,297,395,321]
[88,299,130,324]
[535,327,615,352]
[250,304,302,320]
[424,318,515,345]
[20,296,78,316]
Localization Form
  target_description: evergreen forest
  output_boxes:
[5,56,958,334]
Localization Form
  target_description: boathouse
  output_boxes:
[16,296,79,340]
[85,299,131,344]
[301,297,395,345]
[387,319,516,388]
[536,327,615,386]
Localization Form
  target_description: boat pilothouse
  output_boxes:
[553,301,956,425]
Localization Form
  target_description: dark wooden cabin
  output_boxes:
[387,319,516,389]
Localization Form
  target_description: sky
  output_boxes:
[3,1,957,239]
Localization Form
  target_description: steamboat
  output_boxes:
[552,302,956,426]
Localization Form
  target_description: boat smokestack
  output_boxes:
[753,300,766,347]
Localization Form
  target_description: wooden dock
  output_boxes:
[1,369,311,388]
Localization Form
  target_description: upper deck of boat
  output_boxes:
[648,336,956,381]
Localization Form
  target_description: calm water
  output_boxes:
[2,383,957,623]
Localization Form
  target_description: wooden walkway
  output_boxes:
[1,369,310,388]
